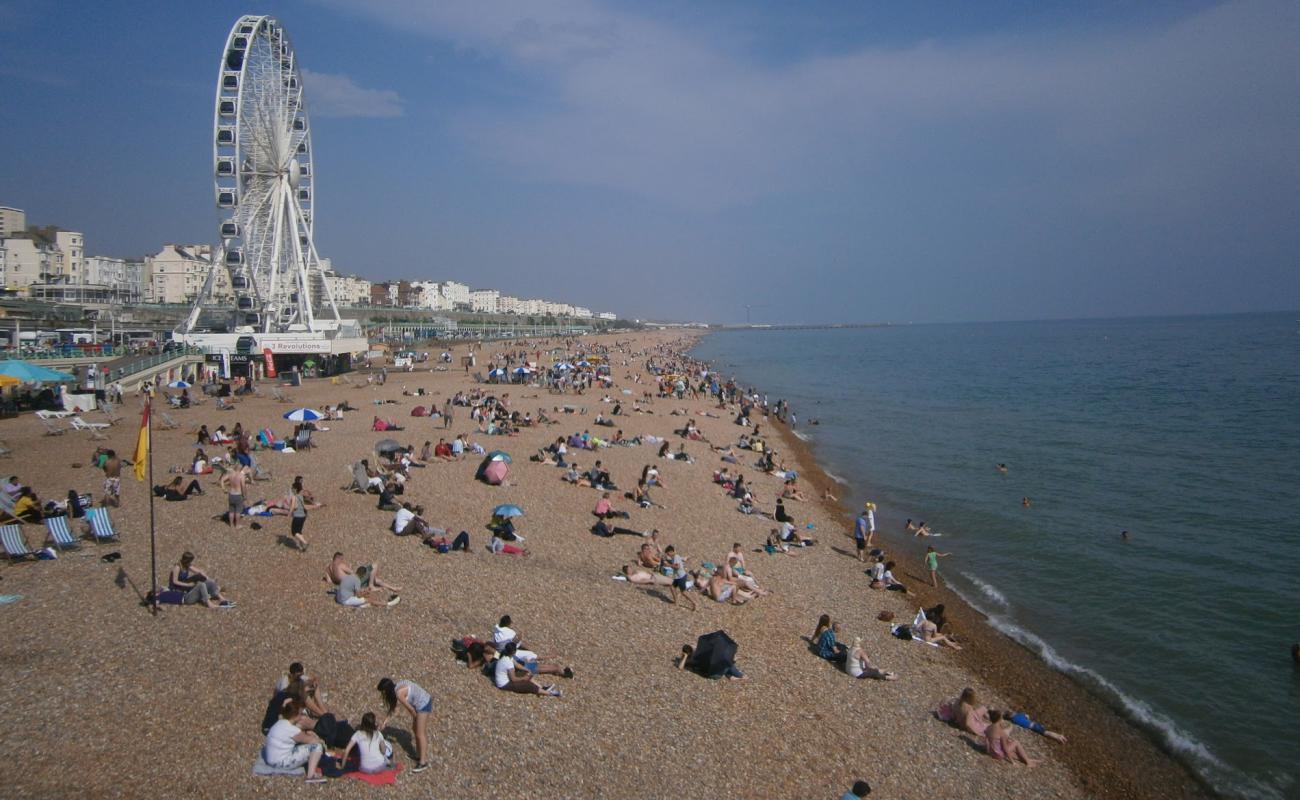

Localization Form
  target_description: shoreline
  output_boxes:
[0,328,1211,798]
[694,332,1212,800]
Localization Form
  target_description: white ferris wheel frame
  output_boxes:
[185,14,341,335]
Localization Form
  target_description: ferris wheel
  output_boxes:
[191,14,340,334]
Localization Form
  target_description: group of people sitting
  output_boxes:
[620,537,773,610]
[812,614,898,680]
[937,687,1067,766]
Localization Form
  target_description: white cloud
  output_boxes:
[301,69,404,118]
[318,1,1299,211]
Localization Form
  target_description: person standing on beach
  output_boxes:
[101,449,122,507]
[220,464,248,530]
[854,507,871,562]
[926,545,951,587]
[442,398,452,430]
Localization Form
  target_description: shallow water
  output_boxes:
[691,312,1300,799]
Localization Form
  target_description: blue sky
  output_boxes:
[1,0,1296,323]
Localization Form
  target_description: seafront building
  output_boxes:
[0,204,621,322]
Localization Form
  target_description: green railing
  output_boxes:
[107,347,206,381]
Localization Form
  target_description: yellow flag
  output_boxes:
[133,401,150,482]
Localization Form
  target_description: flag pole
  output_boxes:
[147,396,158,616]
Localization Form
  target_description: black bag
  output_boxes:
[893,626,913,641]
[313,713,355,749]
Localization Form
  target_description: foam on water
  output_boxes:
[946,582,1289,800]
[960,572,1009,608]
[792,430,811,442]
[824,471,849,486]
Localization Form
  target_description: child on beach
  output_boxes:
[926,546,951,587]
[340,712,394,774]
[985,710,1040,766]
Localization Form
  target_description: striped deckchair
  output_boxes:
[1,525,35,561]
[45,516,80,549]
[87,508,120,543]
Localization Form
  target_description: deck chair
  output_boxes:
[294,428,314,450]
[71,416,110,432]
[45,516,80,550]
[343,462,369,493]
[35,409,73,420]
[0,492,20,523]
[39,417,69,436]
[158,412,180,430]
[86,508,121,543]
[271,388,289,403]
[0,440,12,458]
[1,525,35,561]
[99,402,122,425]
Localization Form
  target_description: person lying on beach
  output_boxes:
[994,709,1068,743]
[765,530,800,556]
[985,710,1040,766]
[822,486,839,502]
[621,564,673,585]
[915,617,962,649]
[393,502,430,537]
[677,644,744,680]
[847,637,898,680]
[493,642,565,697]
[489,535,529,556]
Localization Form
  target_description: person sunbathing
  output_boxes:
[492,642,563,697]
[489,534,529,556]
[704,568,752,605]
[915,618,962,649]
[724,543,770,596]
[156,476,203,501]
[168,551,234,609]
[637,533,663,569]
[994,709,1068,743]
[954,688,992,737]
[327,552,401,597]
[621,564,673,585]
[817,619,849,664]
[985,710,1040,766]
[594,492,630,520]
[846,637,897,680]
[782,478,808,502]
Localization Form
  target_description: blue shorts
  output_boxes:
[524,661,539,675]
[417,697,433,714]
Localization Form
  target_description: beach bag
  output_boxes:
[877,610,895,622]
[313,713,355,749]
[936,700,956,723]
[892,625,913,641]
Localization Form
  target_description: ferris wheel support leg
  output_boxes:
[288,193,316,332]
[266,181,287,333]
[183,244,226,335]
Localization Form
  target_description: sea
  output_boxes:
[690,312,1299,800]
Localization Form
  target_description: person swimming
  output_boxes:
[1021,497,1032,508]
[995,463,1008,474]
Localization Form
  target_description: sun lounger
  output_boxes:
[1,525,35,561]
[39,417,69,436]
[45,516,80,550]
[0,440,11,458]
[86,508,121,543]
[99,403,122,425]
[35,410,73,420]
[71,416,110,432]
[158,412,180,430]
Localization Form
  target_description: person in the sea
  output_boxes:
[996,463,1008,474]
[1022,496,1032,507]
[925,545,951,588]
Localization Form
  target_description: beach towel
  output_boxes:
[252,754,304,777]
[345,765,403,785]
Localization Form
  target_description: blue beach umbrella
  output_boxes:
[553,362,574,370]
[0,360,76,383]
[492,504,524,517]
[575,360,592,367]
[283,408,324,422]
[512,366,532,375]
[488,368,507,378]
[167,380,192,389]
[486,450,512,463]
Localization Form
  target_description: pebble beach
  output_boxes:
[0,330,1209,799]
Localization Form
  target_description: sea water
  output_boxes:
[690,313,1300,799]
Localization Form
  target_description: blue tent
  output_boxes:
[0,360,77,383]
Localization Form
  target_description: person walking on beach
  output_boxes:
[854,507,871,562]
[926,545,951,587]
[442,398,452,430]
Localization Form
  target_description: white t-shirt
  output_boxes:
[871,562,885,581]
[393,507,414,533]
[492,625,517,648]
[493,654,517,688]
[349,730,392,773]
[264,719,302,764]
